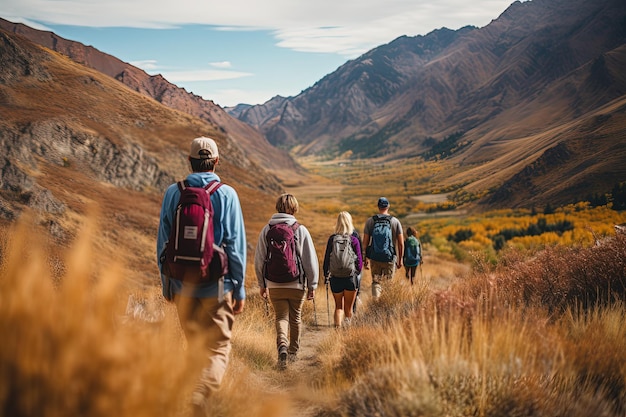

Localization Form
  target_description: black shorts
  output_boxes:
[330,276,357,293]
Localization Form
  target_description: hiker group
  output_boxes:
[156,136,423,413]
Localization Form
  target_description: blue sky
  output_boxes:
[1,0,517,107]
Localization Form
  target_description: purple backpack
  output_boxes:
[162,180,228,282]
[263,222,302,283]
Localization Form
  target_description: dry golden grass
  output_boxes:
[0,215,203,417]
[3,208,626,417]
[312,280,625,417]
[2,159,626,417]
[4,22,626,417]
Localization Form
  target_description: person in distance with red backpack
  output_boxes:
[362,197,404,298]
[254,193,319,370]
[157,136,246,413]
[323,211,363,328]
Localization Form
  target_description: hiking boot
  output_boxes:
[287,352,297,363]
[277,346,288,370]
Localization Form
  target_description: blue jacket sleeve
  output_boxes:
[215,185,247,301]
[157,183,179,299]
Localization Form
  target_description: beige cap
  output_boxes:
[189,136,219,159]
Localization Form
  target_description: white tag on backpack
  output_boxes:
[183,226,198,240]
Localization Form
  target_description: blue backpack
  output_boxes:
[403,235,421,267]
[366,215,394,262]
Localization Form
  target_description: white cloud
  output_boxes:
[1,0,518,105]
[130,59,159,71]
[210,61,232,69]
[1,16,53,31]
[2,0,515,56]
[160,69,252,82]
[128,60,250,82]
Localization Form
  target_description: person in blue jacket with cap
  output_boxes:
[157,136,246,414]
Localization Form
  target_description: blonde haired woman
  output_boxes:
[323,211,363,328]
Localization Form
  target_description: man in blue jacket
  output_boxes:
[157,136,246,412]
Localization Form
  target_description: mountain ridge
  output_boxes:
[0,29,284,283]
[229,0,626,207]
[2,0,626,216]
[0,18,300,177]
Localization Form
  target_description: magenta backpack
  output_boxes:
[162,180,228,282]
[263,222,302,283]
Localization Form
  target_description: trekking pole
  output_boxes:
[419,262,424,283]
[264,293,270,318]
[325,279,330,327]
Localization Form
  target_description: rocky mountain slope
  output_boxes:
[2,0,626,220]
[0,29,283,282]
[230,0,626,208]
[0,17,300,177]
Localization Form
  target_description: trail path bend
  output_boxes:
[252,321,336,417]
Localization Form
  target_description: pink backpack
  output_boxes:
[263,222,302,283]
[162,180,228,282]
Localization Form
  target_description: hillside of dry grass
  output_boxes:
[0,28,287,286]
[232,0,626,209]
[0,17,300,175]
[4,3,626,213]
[454,94,626,208]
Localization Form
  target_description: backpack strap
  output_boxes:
[204,180,223,195]
[291,222,304,284]
[177,179,223,194]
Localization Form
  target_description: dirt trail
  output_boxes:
[250,319,335,417]
[122,251,467,415]
[247,258,467,415]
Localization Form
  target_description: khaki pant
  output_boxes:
[174,291,235,396]
[269,287,306,354]
[370,259,396,298]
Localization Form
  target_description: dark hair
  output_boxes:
[190,157,217,172]
[406,226,416,237]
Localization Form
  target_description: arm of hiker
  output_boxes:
[233,298,245,315]
[396,232,405,269]
[362,233,370,268]
[157,183,179,300]
[352,235,363,272]
[221,186,247,302]
[299,226,319,290]
[254,225,269,289]
[322,235,333,282]
[419,242,424,265]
